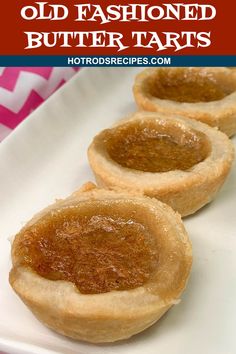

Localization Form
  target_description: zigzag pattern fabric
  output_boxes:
[0,67,79,141]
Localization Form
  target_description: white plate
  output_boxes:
[0,68,236,354]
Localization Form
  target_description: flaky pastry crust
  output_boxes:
[133,67,236,137]
[88,112,234,216]
[9,183,192,343]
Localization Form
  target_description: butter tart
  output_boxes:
[9,183,192,343]
[88,112,234,216]
[133,67,236,137]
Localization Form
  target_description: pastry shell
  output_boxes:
[88,112,235,217]
[133,67,236,137]
[9,183,192,343]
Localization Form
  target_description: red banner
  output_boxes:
[0,0,234,55]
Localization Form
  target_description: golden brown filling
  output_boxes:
[105,122,210,172]
[146,69,235,103]
[13,205,158,294]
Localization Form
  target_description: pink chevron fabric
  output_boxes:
[0,67,79,141]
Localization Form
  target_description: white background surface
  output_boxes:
[0,68,235,354]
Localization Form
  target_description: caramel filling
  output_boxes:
[105,122,210,172]
[146,69,235,103]
[14,204,158,294]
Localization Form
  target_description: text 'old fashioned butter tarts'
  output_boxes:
[88,111,234,216]
[9,183,192,343]
[133,67,236,137]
